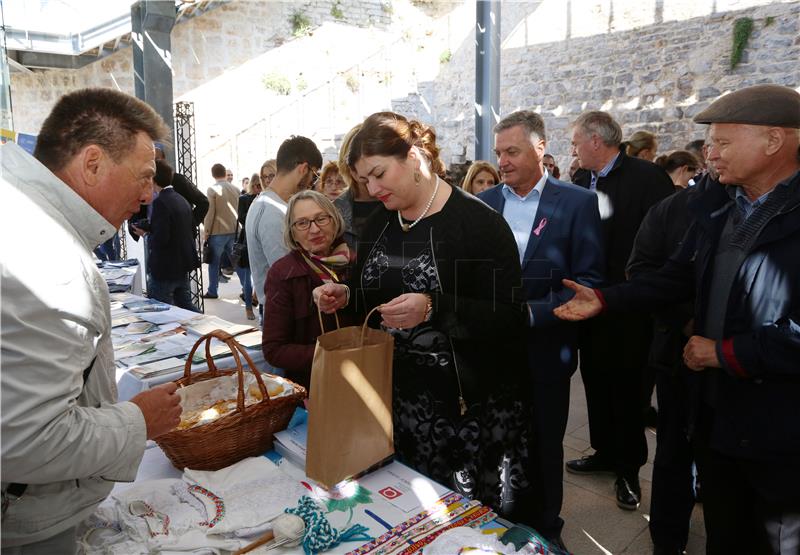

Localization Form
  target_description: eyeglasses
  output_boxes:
[310,167,320,186]
[261,173,275,182]
[291,214,332,231]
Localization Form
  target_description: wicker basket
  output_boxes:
[155,329,306,471]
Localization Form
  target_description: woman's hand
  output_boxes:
[379,293,429,330]
[313,283,348,313]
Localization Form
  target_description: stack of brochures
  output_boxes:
[272,422,308,469]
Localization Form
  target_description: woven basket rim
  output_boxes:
[158,369,305,440]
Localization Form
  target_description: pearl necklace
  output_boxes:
[398,177,441,232]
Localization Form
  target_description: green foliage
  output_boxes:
[730,17,754,69]
[764,15,775,27]
[291,11,312,37]
[331,1,344,20]
[439,48,452,64]
[263,73,292,95]
[296,75,307,92]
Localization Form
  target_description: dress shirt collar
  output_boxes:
[501,169,549,201]
[593,153,619,180]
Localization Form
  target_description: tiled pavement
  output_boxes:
[202,267,708,555]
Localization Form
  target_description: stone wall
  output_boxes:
[422,0,800,170]
[9,0,800,179]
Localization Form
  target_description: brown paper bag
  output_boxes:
[306,308,394,487]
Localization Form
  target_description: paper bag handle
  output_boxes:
[182,329,271,413]
[316,306,341,334]
[360,306,383,347]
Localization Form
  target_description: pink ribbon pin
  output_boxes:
[533,217,548,236]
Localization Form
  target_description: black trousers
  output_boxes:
[527,376,572,541]
[695,406,800,554]
[579,314,649,477]
[649,369,696,550]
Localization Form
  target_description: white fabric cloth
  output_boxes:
[423,526,521,555]
[79,458,308,553]
[245,190,290,305]
[183,457,308,535]
[1,143,147,547]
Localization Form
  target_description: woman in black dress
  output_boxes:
[315,112,532,520]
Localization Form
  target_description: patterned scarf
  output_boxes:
[301,240,352,284]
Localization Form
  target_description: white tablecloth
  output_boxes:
[106,444,463,555]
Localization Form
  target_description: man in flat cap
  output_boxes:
[553,83,800,554]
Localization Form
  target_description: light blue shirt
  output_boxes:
[589,153,619,191]
[734,187,771,221]
[501,171,549,264]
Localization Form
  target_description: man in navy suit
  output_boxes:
[141,159,200,311]
[478,110,604,547]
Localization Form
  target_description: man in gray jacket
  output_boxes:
[1,88,182,553]
[246,136,322,314]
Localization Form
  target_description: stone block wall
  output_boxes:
[426,0,800,170]
[9,0,800,180]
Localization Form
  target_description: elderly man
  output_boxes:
[555,84,800,554]
[477,110,604,548]
[568,111,674,511]
[1,88,182,553]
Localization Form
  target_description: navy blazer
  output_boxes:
[478,178,605,382]
[148,187,200,281]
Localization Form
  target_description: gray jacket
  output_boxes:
[1,144,147,547]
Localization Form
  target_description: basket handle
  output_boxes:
[360,306,382,347]
[182,330,271,413]
[316,306,341,334]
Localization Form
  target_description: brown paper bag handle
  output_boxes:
[360,306,383,347]
[182,330,271,413]
[317,306,341,334]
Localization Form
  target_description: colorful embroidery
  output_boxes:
[345,492,464,555]
[187,484,225,528]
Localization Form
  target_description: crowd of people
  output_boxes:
[2,83,798,555]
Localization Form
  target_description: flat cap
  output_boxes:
[693,84,800,128]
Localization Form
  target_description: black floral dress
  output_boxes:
[356,190,533,519]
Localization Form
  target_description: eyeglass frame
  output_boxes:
[291,214,333,231]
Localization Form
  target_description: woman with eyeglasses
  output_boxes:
[260,159,277,189]
[319,161,347,201]
[261,189,352,390]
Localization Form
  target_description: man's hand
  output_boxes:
[683,336,721,371]
[553,279,603,321]
[378,293,428,330]
[313,283,347,314]
[130,382,182,439]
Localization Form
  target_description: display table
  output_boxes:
[98,259,143,295]
[97,439,510,555]
[116,345,269,402]
[109,292,268,402]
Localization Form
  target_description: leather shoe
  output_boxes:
[615,476,641,510]
[565,454,614,475]
[202,292,218,299]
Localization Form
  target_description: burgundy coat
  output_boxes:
[261,250,348,390]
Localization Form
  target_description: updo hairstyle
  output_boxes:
[347,112,446,179]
